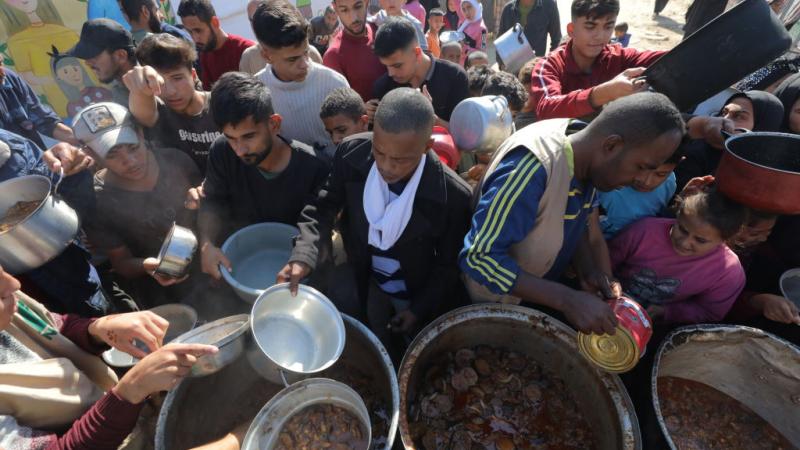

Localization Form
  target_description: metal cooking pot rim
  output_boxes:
[723,131,800,175]
[0,175,52,235]
[220,222,300,296]
[173,314,249,348]
[250,283,346,375]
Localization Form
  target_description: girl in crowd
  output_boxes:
[458,0,487,60]
[609,189,747,325]
[772,72,800,134]
[443,0,463,30]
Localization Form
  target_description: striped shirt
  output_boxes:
[459,146,598,295]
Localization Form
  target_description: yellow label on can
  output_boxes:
[577,326,640,373]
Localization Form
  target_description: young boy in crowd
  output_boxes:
[124,33,221,174]
[530,0,664,120]
[482,71,529,118]
[279,88,472,351]
[598,148,684,239]
[320,87,370,145]
[609,189,747,324]
[515,57,541,128]
[465,50,489,69]
[371,0,429,51]
[252,0,349,161]
[440,40,463,65]
[426,8,446,57]
[612,21,630,47]
[467,65,493,96]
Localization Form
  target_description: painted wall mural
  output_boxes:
[0,0,174,120]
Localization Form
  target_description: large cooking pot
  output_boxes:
[715,131,800,214]
[494,23,535,76]
[398,304,641,449]
[155,313,400,449]
[645,0,791,111]
[449,95,514,154]
[652,325,800,449]
[0,175,79,274]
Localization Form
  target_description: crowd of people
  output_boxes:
[1,0,799,448]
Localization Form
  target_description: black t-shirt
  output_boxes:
[372,57,469,121]
[201,135,331,243]
[151,92,221,174]
[88,148,202,257]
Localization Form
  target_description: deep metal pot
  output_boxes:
[715,131,800,214]
[450,95,514,154]
[172,314,250,377]
[0,175,79,274]
[241,378,372,450]
[398,304,641,450]
[494,23,535,75]
[155,223,197,278]
[652,325,800,449]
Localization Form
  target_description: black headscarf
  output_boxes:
[772,72,800,132]
[721,90,784,132]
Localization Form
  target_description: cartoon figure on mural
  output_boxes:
[48,46,113,118]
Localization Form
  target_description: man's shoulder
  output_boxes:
[311,62,349,85]
[228,34,255,49]
[433,58,467,78]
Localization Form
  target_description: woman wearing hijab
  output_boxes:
[458,0,487,60]
[674,90,784,191]
[772,72,800,134]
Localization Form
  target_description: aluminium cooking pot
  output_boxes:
[494,23,535,76]
[644,0,791,111]
[0,175,79,274]
[449,95,514,154]
[715,131,800,214]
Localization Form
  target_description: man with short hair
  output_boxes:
[69,18,138,107]
[324,0,387,101]
[373,18,469,127]
[119,0,193,45]
[310,6,340,55]
[498,0,561,57]
[530,0,665,120]
[461,92,685,334]
[177,0,254,89]
[124,33,220,173]
[279,88,472,346]
[252,1,349,160]
[0,59,78,149]
[199,72,329,280]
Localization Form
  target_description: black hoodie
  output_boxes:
[498,0,561,57]
[772,72,800,133]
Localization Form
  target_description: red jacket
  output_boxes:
[530,40,666,120]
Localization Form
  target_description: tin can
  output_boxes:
[577,297,653,373]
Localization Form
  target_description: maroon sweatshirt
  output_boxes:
[323,24,387,102]
[530,40,665,120]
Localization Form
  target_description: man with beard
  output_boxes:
[119,0,193,45]
[199,73,329,280]
[69,19,138,107]
[324,0,387,101]
[177,0,254,90]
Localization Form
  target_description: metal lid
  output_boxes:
[577,327,640,374]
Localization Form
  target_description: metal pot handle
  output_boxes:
[720,128,751,140]
[279,369,290,387]
[53,167,64,196]
[514,23,524,44]
[490,96,510,121]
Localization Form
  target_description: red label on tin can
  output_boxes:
[612,297,653,357]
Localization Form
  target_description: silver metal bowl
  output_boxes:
[249,283,346,385]
[241,378,371,450]
[155,223,198,278]
[102,304,198,368]
[439,30,465,44]
[220,222,299,303]
[172,314,250,377]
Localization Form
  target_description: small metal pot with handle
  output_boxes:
[450,95,514,154]
[155,223,198,278]
[494,23,535,76]
[0,174,79,274]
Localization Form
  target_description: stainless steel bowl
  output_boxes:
[102,304,198,368]
[241,378,371,450]
[0,175,79,274]
[155,223,198,278]
[439,30,465,44]
[172,314,250,377]
[220,222,299,303]
[249,283,346,385]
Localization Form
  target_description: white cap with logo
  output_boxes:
[73,102,139,159]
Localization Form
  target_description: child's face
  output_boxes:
[631,162,676,193]
[729,217,777,252]
[468,55,489,68]
[57,63,85,87]
[670,212,724,257]
[323,113,369,145]
[720,97,755,131]
[429,15,444,31]
[614,29,625,38]
[447,0,458,12]
[440,46,462,64]
[461,1,476,20]
[568,14,617,61]
[379,0,404,15]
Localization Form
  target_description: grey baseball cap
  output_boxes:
[72,102,140,159]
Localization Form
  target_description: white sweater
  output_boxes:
[256,62,349,160]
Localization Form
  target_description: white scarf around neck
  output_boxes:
[363,154,427,250]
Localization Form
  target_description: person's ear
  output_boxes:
[211,16,220,30]
[425,137,435,151]
[358,114,369,130]
[269,114,283,134]
[566,22,574,37]
[140,5,150,21]
[602,134,624,156]
[414,46,423,59]
[260,45,271,63]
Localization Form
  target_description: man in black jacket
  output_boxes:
[498,0,561,57]
[278,88,472,346]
